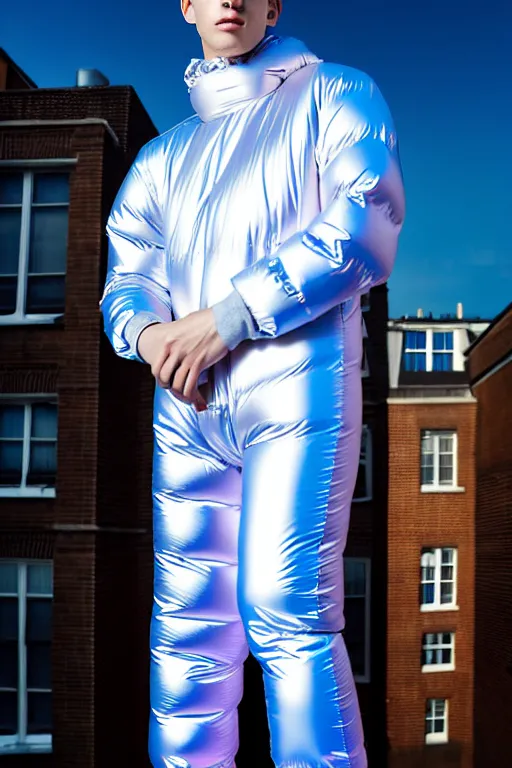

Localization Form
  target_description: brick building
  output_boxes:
[0,49,158,767]
[386,306,489,768]
[465,302,512,768]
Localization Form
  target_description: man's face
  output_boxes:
[181,1,281,60]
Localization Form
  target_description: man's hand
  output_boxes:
[138,309,229,411]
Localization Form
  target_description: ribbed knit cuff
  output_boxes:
[211,290,258,351]
[125,312,165,362]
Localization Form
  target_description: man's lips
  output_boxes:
[216,16,244,29]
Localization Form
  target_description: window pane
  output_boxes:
[33,173,69,205]
[0,276,18,316]
[345,561,366,596]
[27,564,53,596]
[433,353,453,372]
[0,691,17,735]
[353,463,368,499]
[27,691,52,734]
[31,404,57,439]
[421,435,434,454]
[440,583,453,603]
[442,549,454,564]
[27,442,56,485]
[344,597,365,677]
[441,566,453,581]
[422,584,435,604]
[442,633,452,644]
[28,207,68,274]
[404,351,426,371]
[26,600,52,643]
[439,465,453,484]
[0,643,18,687]
[442,648,452,664]
[421,465,434,485]
[0,599,18,641]
[439,436,454,453]
[27,644,51,689]
[434,700,445,715]
[0,208,22,274]
[0,173,23,205]
[434,718,444,733]
[0,405,25,438]
[26,275,65,314]
[425,633,435,645]
[0,441,23,485]
[0,564,18,594]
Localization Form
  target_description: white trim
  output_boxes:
[425,698,449,745]
[421,431,458,490]
[0,487,56,498]
[0,159,77,167]
[421,486,465,494]
[0,119,120,146]
[421,632,455,673]
[0,398,57,495]
[0,167,70,322]
[388,396,476,404]
[420,547,458,611]
[0,560,53,753]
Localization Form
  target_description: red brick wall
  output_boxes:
[0,88,157,768]
[387,401,476,768]
[466,311,512,768]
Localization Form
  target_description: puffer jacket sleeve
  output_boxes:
[231,67,405,338]
[99,147,173,361]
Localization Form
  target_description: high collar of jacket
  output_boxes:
[188,35,321,123]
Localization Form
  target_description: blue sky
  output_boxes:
[3,0,511,320]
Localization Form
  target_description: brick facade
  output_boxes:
[387,401,476,768]
[0,74,157,767]
[466,304,512,768]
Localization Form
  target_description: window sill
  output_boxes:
[0,744,52,755]
[422,664,455,673]
[425,735,449,746]
[421,486,465,494]
[0,487,56,498]
[0,314,63,326]
[421,604,459,613]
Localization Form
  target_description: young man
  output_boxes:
[100,1,405,766]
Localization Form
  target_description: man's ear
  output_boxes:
[181,0,196,24]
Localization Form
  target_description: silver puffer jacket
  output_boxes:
[100,34,404,358]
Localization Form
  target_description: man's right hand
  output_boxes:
[137,312,229,412]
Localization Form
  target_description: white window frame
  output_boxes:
[0,560,53,754]
[403,329,454,373]
[0,164,71,326]
[421,632,455,672]
[353,425,372,503]
[431,331,454,371]
[0,395,57,498]
[420,430,463,493]
[420,547,458,612]
[344,557,371,684]
[425,698,449,745]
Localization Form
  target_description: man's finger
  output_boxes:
[158,350,181,389]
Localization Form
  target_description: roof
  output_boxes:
[0,48,37,89]
[463,301,512,356]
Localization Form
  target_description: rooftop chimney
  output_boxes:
[76,68,110,87]
[456,302,463,320]
[417,308,424,319]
